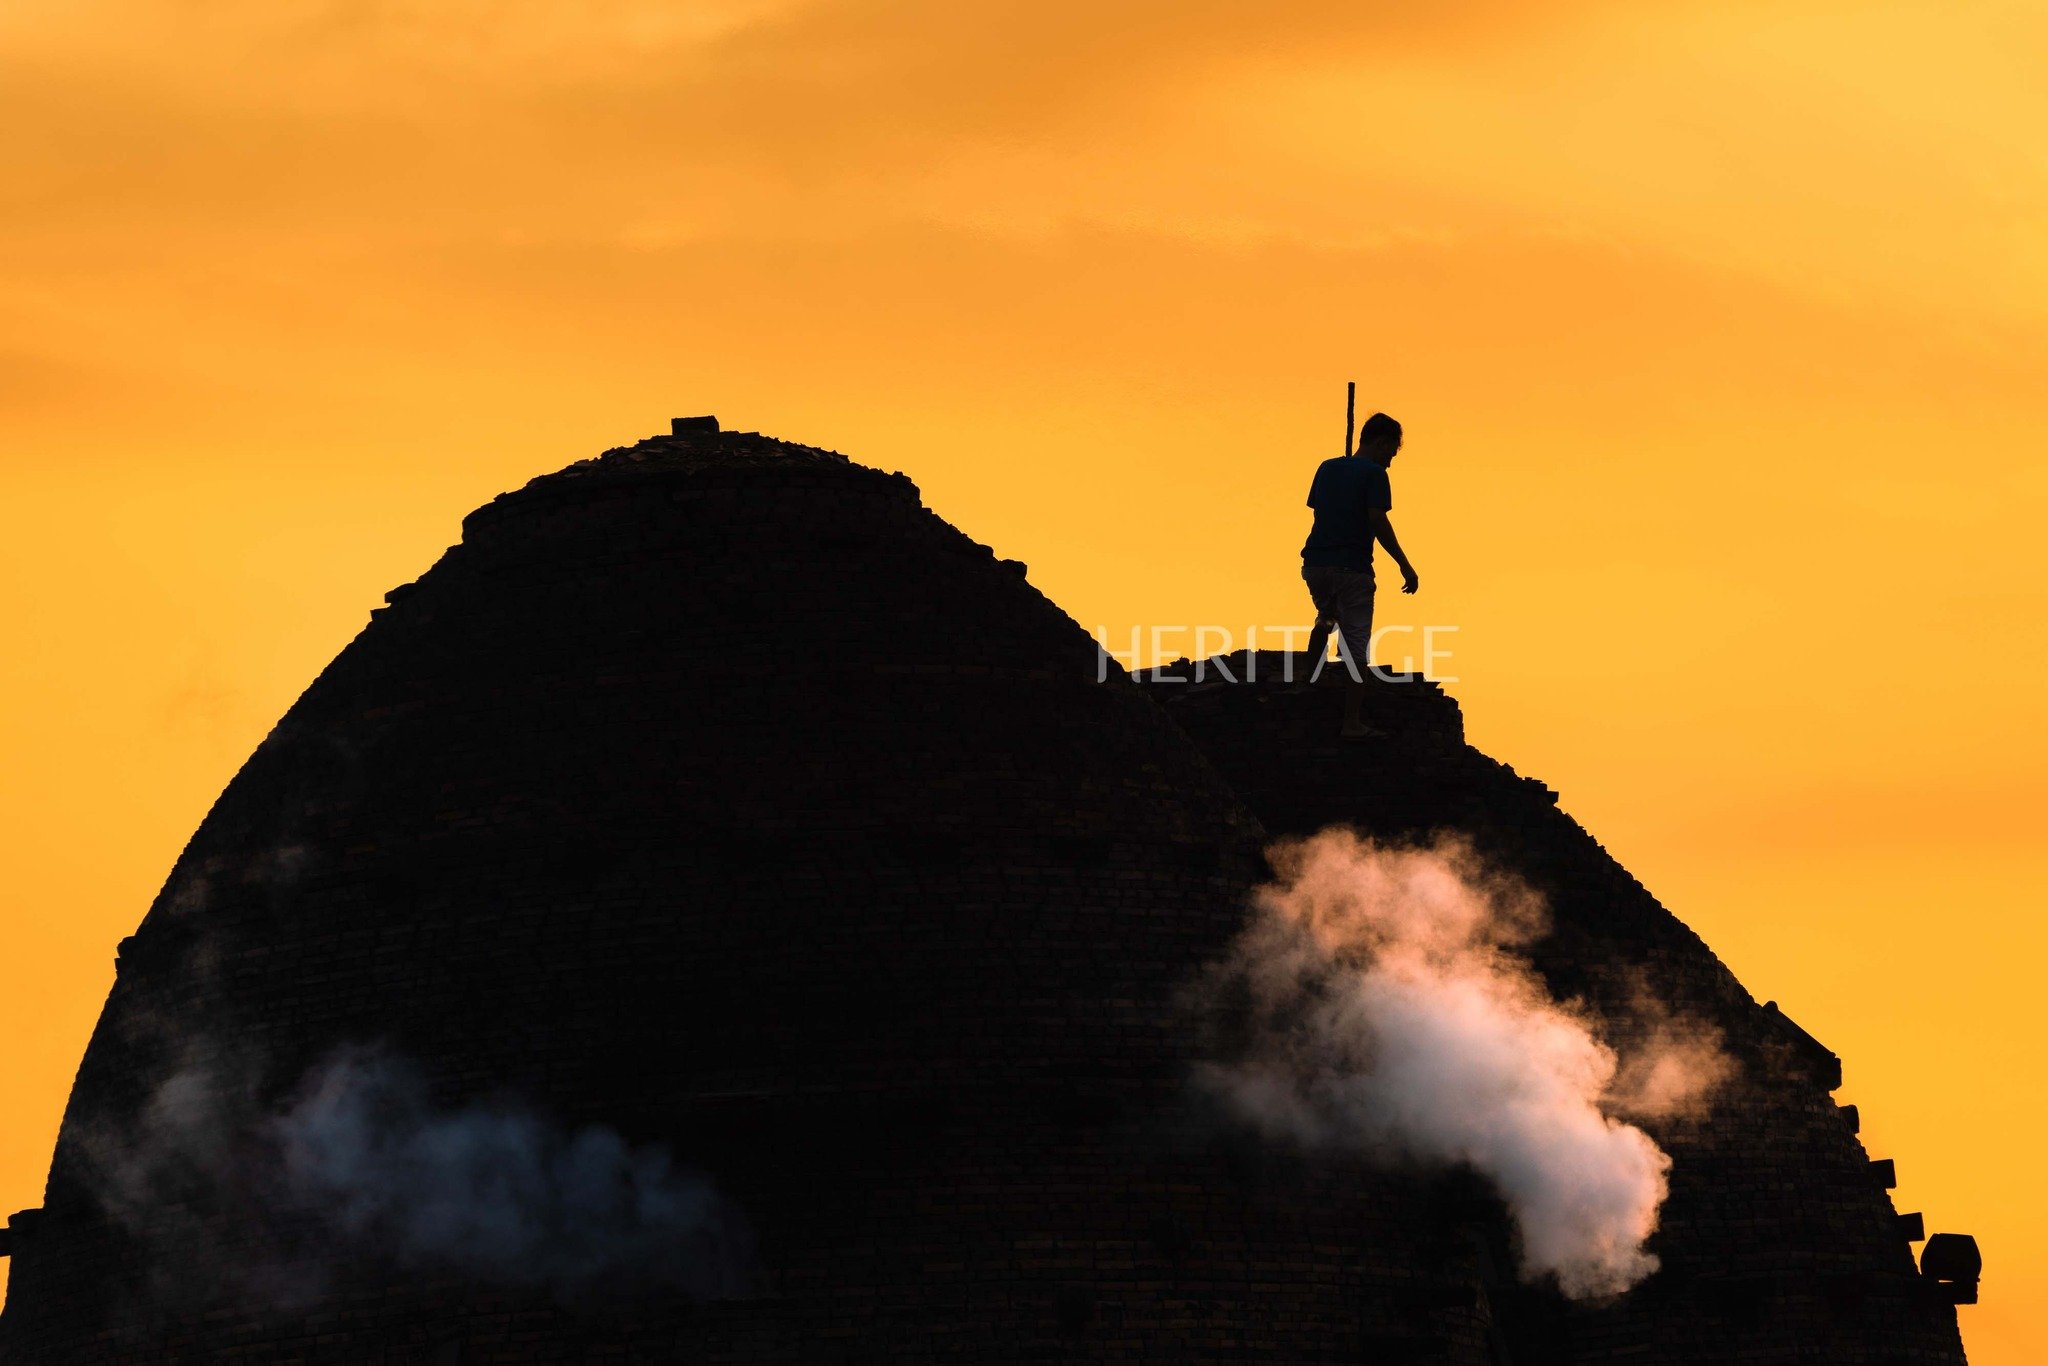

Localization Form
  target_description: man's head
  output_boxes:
[1356,412,1403,465]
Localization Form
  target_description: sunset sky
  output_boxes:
[3,1,2045,1356]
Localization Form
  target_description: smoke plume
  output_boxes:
[82,1043,750,1305]
[1604,973,1736,1125]
[271,1048,749,1294]
[1196,830,1727,1300]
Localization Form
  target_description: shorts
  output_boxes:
[1302,564,1375,676]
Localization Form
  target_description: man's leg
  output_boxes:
[1301,568,1335,680]
[1334,573,1377,737]
[1304,617,1333,674]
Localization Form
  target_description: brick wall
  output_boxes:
[1143,653,1968,1364]
[0,435,1968,1363]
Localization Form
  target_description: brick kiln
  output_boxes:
[1142,656,1971,1362]
[0,423,1969,1362]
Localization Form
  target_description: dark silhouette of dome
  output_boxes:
[1144,654,1970,1363]
[0,429,1970,1363]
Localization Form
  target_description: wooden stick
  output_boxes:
[1344,381,1356,457]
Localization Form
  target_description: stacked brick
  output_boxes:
[1145,652,1968,1363]
[0,432,1967,1362]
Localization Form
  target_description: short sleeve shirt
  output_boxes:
[1301,456,1392,572]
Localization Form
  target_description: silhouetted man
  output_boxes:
[1301,411,1419,736]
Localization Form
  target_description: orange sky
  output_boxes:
[3,2,2044,1356]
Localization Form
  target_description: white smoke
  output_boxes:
[1196,830,1728,1300]
[270,1048,750,1295]
[82,1043,750,1304]
[1604,974,1736,1125]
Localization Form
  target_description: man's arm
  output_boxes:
[1370,509,1420,594]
